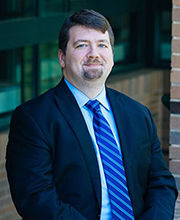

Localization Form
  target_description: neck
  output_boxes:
[64,77,105,99]
[78,84,104,99]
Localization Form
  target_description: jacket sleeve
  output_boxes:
[6,106,87,220]
[139,108,178,220]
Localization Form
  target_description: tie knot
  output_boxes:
[85,100,100,114]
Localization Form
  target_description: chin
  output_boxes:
[83,70,103,80]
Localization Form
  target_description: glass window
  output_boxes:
[0,48,21,129]
[152,0,172,65]
[69,0,87,11]
[0,46,35,129]
[40,0,87,16]
[0,42,61,128]
[108,13,138,65]
[0,49,21,114]
[159,11,171,60]
[23,46,34,102]
[0,0,36,20]
[40,41,62,94]
[40,0,68,16]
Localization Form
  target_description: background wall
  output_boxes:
[170,0,180,193]
[0,0,178,219]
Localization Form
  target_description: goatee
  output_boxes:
[83,69,103,80]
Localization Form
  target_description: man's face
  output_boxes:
[59,25,114,88]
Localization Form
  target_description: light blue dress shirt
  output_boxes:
[64,78,122,220]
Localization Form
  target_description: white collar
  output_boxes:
[64,78,110,111]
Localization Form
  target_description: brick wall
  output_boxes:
[169,0,180,190]
[0,132,20,220]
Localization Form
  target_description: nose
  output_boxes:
[87,45,99,59]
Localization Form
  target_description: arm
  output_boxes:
[6,107,87,220]
[139,108,178,220]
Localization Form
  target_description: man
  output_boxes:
[6,9,177,220]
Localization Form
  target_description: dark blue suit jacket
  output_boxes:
[6,79,177,219]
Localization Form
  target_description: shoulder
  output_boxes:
[11,85,60,126]
[106,87,158,143]
[106,87,148,114]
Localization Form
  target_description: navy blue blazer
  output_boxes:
[6,79,177,220]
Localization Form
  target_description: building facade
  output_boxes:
[0,0,178,219]
[170,0,180,200]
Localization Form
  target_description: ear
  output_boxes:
[58,49,65,68]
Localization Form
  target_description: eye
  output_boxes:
[76,44,88,48]
[98,43,108,48]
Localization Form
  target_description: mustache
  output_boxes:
[84,59,102,65]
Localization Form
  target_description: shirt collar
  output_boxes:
[64,78,110,111]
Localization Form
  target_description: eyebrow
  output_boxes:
[98,40,109,44]
[73,39,110,46]
[73,40,89,46]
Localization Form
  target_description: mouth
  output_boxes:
[83,61,102,68]
[84,63,102,67]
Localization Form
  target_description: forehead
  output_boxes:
[68,25,110,43]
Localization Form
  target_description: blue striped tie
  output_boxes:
[85,100,134,220]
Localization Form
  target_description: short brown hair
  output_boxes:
[58,9,114,54]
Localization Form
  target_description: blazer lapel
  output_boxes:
[106,88,135,207]
[54,79,101,208]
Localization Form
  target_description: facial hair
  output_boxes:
[83,58,103,80]
[83,69,103,80]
